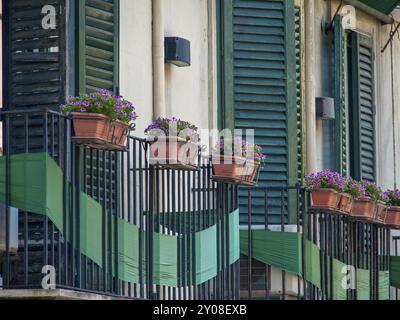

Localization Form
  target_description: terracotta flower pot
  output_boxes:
[212,155,260,186]
[337,193,353,214]
[71,112,131,150]
[374,201,387,224]
[351,197,376,220]
[149,136,198,170]
[385,206,400,228]
[71,112,110,141]
[309,188,339,210]
[109,120,131,148]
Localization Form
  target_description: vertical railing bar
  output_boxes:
[188,169,193,300]
[192,171,197,300]
[182,170,187,300]
[63,117,68,286]
[247,188,252,300]
[102,151,107,292]
[108,151,113,293]
[4,115,11,288]
[177,170,182,300]
[115,151,120,295]
[70,144,75,288]
[43,112,49,277]
[23,114,29,287]
[76,146,82,289]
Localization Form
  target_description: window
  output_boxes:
[348,32,376,181]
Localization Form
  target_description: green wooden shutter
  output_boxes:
[76,0,120,210]
[333,16,348,175]
[3,0,66,111]
[218,0,297,224]
[77,0,119,94]
[349,32,376,181]
[3,0,66,154]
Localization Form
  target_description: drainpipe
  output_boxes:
[152,0,166,119]
[305,0,317,173]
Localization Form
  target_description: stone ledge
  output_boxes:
[0,289,132,300]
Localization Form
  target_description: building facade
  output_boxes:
[1,0,400,300]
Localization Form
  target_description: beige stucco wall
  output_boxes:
[119,0,216,150]
[119,0,154,138]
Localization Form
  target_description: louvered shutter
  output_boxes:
[227,0,297,224]
[3,0,66,154]
[349,32,376,181]
[333,16,348,175]
[77,0,119,94]
[76,0,119,211]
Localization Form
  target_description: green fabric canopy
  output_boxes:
[379,271,390,300]
[305,240,321,289]
[332,259,348,300]
[390,256,400,289]
[196,225,218,284]
[240,230,302,276]
[356,269,371,300]
[0,153,240,287]
[359,0,400,15]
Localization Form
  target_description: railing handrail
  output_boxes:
[0,107,68,118]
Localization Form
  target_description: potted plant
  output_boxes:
[351,180,376,220]
[304,170,343,210]
[212,138,266,186]
[61,89,137,151]
[338,177,359,214]
[365,184,387,224]
[383,190,400,228]
[145,117,200,170]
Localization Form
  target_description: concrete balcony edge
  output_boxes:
[0,289,133,300]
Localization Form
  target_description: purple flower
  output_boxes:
[60,88,138,124]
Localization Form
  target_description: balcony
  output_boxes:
[1,109,400,301]
[240,187,397,300]
[0,109,240,300]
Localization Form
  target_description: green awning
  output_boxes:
[359,0,400,15]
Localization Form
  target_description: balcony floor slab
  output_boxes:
[0,289,133,300]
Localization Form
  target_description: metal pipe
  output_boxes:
[152,0,166,118]
[305,0,317,173]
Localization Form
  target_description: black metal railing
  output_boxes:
[240,186,306,300]
[305,208,390,300]
[241,186,392,300]
[0,109,239,300]
[392,236,400,300]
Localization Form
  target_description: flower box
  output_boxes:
[62,89,137,151]
[145,117,200,171]
[71,112,131,151]
[149,136,199,170]
[385,206,400,229]
[350,197,376,220]
[309,188,339,210]
[211,138,265,186]
[374,201,387,224]
[337,193,353,214]
[211,155,260,186]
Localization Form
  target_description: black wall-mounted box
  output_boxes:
[316,97,335,120]
[165,37,191,67]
